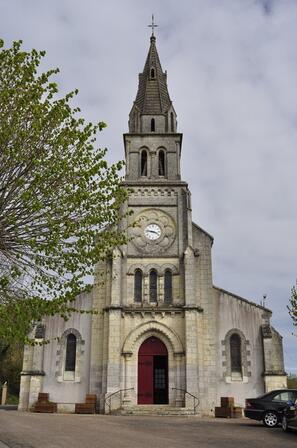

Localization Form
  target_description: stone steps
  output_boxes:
[114,405,195,416]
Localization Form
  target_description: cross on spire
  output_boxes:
[148,14,158,36]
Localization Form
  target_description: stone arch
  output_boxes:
[127,263,178,276]
[221,328,251,382]
[55,328,85,383]
[144,263,161,275]
[122,321,184,355]
[127,263,146,275]
[160,263,178,275]
[225,328,246,341]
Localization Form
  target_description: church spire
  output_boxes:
[128,24,177,134]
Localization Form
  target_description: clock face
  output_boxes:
[144,223,161,240]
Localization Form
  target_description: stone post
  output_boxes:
[1,382,7,405]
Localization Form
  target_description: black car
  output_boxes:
[282,401,297,432]
[244,389,297,428]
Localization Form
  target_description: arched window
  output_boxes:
[164,270,172,304]
[230,333,242,373]
[149,270,158,302]
[134,269,143,303]
[151,68,155,78]
[65,334,76,372]
[151,118,155,132]
[158,150,165,176]
[140,149,148,176]
[170,112,174,132]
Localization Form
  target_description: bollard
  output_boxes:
[1,382,7,405]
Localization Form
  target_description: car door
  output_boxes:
[291,394,297,429]
[271,391,292,412]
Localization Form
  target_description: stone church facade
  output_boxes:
[19,35,287,415]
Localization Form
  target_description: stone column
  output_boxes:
[158,275,164,304]
[111,248,122,306]
[184,247,199,408]
[122,353,133,405]
[105,307,122,413]
[89,264,104,398]
[18,344,34,411]
[151,150,157,178]
[174,353,184,407]
[143,275,149,304]
[28,337,45,409]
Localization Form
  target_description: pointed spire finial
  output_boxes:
[148,14,158,38]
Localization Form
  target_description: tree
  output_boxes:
[289,281,297,331]
[0,343,23,400]
[0,40,127,344]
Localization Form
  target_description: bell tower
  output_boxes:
[122,31,194,262]
[124,33,183,183]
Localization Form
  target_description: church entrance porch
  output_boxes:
[138,337,168,405]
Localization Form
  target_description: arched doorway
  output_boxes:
[138,336,168,405]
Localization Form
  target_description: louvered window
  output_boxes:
[149,270,158,302]
[158,150,165,176]
[141,150,148,176]
[230,333,242,373]
[134,269,143,303]
[151,118,155,132]
[65,334,76,372]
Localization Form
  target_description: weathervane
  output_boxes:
[148,14,158,36]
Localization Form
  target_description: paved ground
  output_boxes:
[0,411,296,448]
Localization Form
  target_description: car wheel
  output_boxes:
[263,411,278,428]
[282,415,290,432]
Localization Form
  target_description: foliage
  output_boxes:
[287,374,297,389]
[0,344,23,397]
[0,40,127,344]
[289,281,297,332]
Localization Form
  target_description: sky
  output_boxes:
[1,0,296,373]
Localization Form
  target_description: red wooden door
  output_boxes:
[138,354,154,404]
[138,337,168,405]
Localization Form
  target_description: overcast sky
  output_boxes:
[1,0,296,373]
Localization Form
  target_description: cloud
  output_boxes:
[1,0,296,372]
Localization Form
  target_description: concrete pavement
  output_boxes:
[0,411,296,448]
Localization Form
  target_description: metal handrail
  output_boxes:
[172,387,199,414]
[104,387,134,413]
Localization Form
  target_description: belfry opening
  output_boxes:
[138,337,168,405]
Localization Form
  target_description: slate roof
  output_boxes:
[133,35,172,115]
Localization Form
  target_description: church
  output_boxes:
[18,32,287,416]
